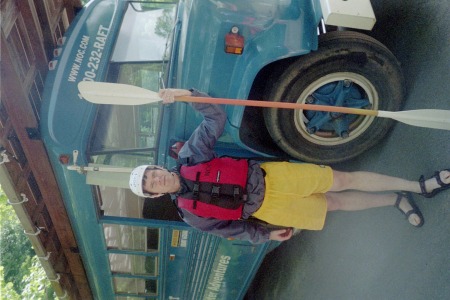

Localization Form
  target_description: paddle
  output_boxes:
[78,82,450,131]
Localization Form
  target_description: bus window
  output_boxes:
[109,253,158,276]
[110,2,176,63]
[98,186,144,218]
[89,103,159,167]
[104,223,160,296]
[142,195,183,221]
[96,185,182,221]
[103,224,159,252]
[113,277,157,297]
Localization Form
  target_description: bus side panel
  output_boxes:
[202,239,272,300]
[164,230,274,300]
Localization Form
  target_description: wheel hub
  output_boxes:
[302,77,372,140]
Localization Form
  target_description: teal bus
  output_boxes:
[40,0,404,299]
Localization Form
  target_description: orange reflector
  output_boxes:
[225,46,243,55]
[59,154,70,165]
[53,48,62,57]
[48,60,58,70]
[225,26,244,55]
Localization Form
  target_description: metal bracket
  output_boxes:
[48,273,60,282]
[24,226,43,236]
[37,251,52,261]
[0,150,10,164]
[59,290,68,299]
[7,193,29,205]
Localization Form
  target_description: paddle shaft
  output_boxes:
[177,96,379,117]
[78,81,377,116]
[78,82,450,130]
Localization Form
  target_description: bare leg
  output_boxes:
[323,170,450,226]
[330,170,450,194]
[326,191,396,211]
[325,191,422,226]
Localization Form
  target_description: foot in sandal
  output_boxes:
[395,192,424,227]
[419,169,450,198]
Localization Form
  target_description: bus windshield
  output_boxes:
[87,1,179,222]
[89,1,176,165]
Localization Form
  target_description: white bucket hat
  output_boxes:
[129,165,165,197]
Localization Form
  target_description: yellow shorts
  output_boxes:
[252,162,333,230]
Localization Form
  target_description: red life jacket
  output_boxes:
[177,157,248,220]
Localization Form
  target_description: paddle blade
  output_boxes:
[378,109,450,130]
[78,82,161,105]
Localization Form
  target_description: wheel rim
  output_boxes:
[294,72,378,146]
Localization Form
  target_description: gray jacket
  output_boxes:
[173,90,271,244]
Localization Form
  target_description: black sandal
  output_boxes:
[395,192,424,227]
[419,169,450,198]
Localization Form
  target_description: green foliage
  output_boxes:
[21,256,56,299]
[0,266,21,300]
[0,190,33,292]
[0,187,55,299]
[155,8,175,39]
